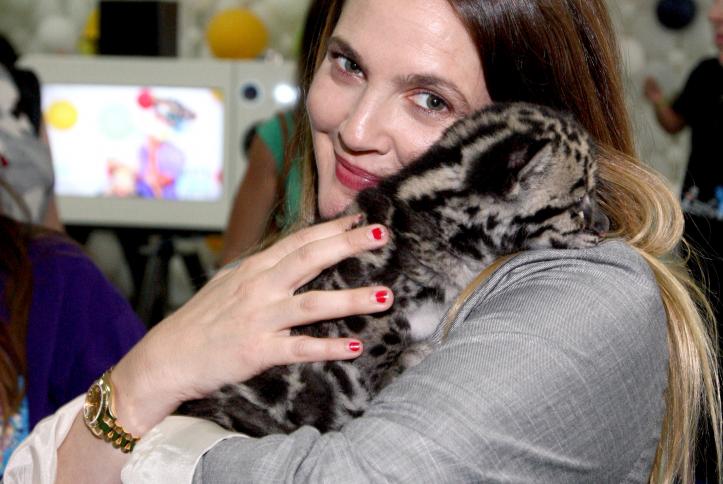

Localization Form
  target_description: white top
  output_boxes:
[4,395,242,484]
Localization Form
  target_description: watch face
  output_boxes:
[83,383,103,425]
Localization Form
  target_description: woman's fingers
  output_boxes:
[263,286,394,331]
[269,224,388,290]
[246,214,362,273]
[265,335,364,367]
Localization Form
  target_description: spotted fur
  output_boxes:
[176,102,609,436]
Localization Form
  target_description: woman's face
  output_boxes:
[307,0,491,218]
[710,0,723,55]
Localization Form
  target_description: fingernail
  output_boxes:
[374,290,389,304]
[348,341,362,352]
[370,227,384,241]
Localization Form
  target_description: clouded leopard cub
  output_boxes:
[176,102,609,436]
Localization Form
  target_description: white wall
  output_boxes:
[608,0,717,191]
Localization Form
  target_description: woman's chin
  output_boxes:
[319,192,356,219]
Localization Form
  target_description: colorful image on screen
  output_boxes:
[42,84,225,201]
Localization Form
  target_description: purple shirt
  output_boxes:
[7,236,146,428]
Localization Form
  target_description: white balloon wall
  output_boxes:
[0,0,717,189]
[0,0,311,58]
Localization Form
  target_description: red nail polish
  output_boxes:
[375,290,388,303]
[348,341,362,352]
[372,227,383,240]
[0,155,8,167]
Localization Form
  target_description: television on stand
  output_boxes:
[19,55,299,323]
[19,54,298,231]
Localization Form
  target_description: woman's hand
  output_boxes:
[643,76,663,104]
[643,76,686,133]
[111,215,392,436]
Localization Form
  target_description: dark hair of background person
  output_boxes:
[280,1,720,482]
[0,33,42,135]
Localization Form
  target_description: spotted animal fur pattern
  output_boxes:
[176,102,610,436]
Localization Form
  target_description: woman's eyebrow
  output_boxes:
[327,36,365,68]
[399,74,472,111]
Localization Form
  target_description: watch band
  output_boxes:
[84,369,140,453]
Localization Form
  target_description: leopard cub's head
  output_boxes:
[462,103,609,251]
[390,102,609,256]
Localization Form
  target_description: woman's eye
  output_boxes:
[411,93,449,112]
[331,53,363,76]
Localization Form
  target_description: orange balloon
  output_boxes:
[206,8,269,59]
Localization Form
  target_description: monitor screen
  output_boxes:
[44,84,225,202]
[20,55,297,230]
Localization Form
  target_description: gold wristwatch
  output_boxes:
[82,369,140,453]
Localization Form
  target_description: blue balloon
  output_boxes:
[656,0,697,30]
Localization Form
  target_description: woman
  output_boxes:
[219,0,326,264]
[643,3,723,479]
[643,0,723,218]
[0,34,63,231]
[0,205,145,474]
[8,0,720,482]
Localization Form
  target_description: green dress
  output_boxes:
[254,110,301,228]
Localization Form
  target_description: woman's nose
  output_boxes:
[337,89,392,155]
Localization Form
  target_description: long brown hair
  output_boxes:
[0,206,32,427]
[279,1,721,481]
[447,2,721,481]
[261,0,332,243]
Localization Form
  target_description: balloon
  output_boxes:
[78,7,99,55]
[137,89,154,109]
[252,0,309,58]
[206,8,269,59]
[46,100,78,130]
[667,48,687,69]
[35,0,62,18]
[620,37,646,77]
[656,0,697,30]
[180,25,203,57]
[36,15,77,54]
[83,8,99,40]
[68,0,94,29]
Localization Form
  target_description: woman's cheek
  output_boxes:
[307,71,349,133]
[306,78,327,132]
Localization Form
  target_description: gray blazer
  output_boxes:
[193,240,668,483]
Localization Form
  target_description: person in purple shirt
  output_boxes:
[0,30,145,476]
[0,212,146,474]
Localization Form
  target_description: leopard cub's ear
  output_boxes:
[465,132,552,195]
[506,136,551,171]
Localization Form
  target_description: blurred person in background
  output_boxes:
[0,34,62,231]
[0,32,145,477]
[643,1,723,480]
[0,167,145,477]
[219,0,326,264]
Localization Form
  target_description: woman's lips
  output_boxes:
[334,153,382,191]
